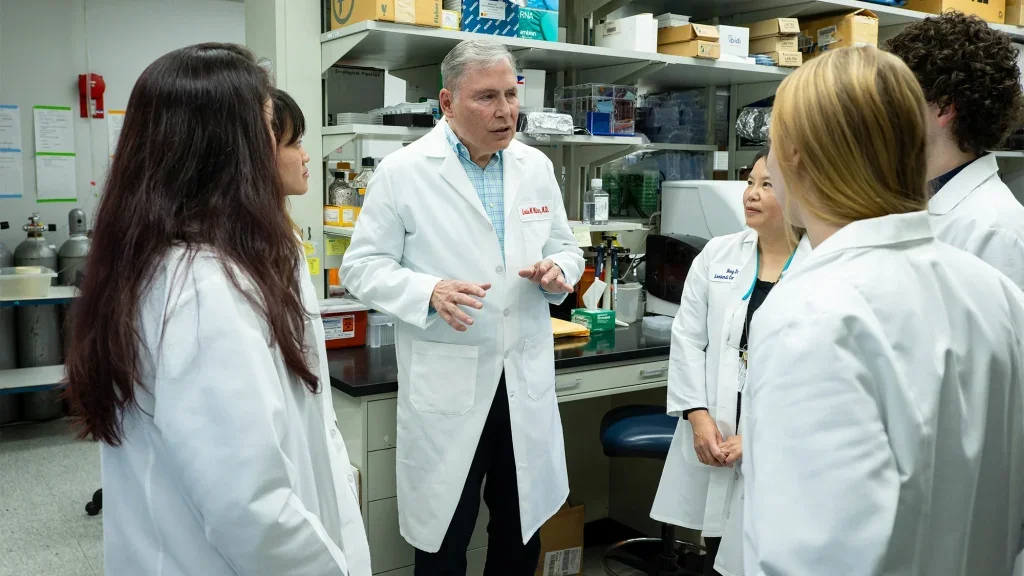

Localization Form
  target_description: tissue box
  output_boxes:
[462,0,519,36]
[571,309,616,333]
[519,8,559,41]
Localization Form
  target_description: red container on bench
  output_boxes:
[320,298,370,349]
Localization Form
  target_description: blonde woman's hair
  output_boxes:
[770,46,929,226]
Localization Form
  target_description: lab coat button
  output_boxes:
[496,266,504,274]
[504,351,510,360]
[330,429,338,438]
[509,392,516,399]
[503,309,511,317]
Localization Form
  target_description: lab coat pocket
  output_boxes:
[522,334,556,400]
[522,222,552,263]
[409,341,478,415]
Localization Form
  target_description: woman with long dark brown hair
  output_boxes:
[64,44,370,576]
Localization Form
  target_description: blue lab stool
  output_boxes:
[599,405,704,576]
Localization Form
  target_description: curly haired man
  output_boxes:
[888,11,1024,289]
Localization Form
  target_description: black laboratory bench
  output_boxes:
[327,323,671,398]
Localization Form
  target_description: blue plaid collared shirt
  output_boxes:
[445,122,506,261]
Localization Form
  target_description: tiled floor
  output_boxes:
[0,420,642,576]
[0,420,103,576]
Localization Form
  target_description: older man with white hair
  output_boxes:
[341,40,585,575]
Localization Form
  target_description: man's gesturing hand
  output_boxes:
[519,259,574,294]
[430,280,492,332]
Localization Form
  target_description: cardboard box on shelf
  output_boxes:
[748,17,801,39]
[329,0,441,30]
[717,25,750,58]
[520,8,560,41]
[525,0,558,10]
[462,0,520,36]
[658,39,720,59]
[799,9,878,60]
[748,34,799,54]
[657,22,719,45]
[597,13,659,52]
[1009,0,1024,25]
[767,51,802,67]
[534,504,585,576]
[906,0,1006,23]
[656,13,690,29]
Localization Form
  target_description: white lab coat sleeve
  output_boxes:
[743,303,900,576]
[540,157,585,303]
[665,246,711,417]
[964,228,1024,291]
[341,166,443,329]
[153,276,350,576]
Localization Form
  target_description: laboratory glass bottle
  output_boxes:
[353,157,376,208]
[584,178,610,225]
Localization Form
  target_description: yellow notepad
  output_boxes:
[552,317,590,339]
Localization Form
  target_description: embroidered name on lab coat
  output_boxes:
[709,264,741,283]
[519,202,553,221]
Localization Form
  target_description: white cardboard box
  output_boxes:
[596,13,658,53]
[517,69,547,108]
[717,25,750,58]
[655,13,690,28]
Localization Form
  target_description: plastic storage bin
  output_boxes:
[367,312,396,348]
[642,315,673,341]
[320,298,370,349]
[0,267,58,299]
[554,83,638,136]
[615,283,643,324]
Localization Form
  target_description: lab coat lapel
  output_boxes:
[929,154,998,215]
[437,144,491,225]
[503,142,524,220]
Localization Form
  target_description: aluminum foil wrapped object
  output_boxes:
[736,106,772,145]
[520,112,575,139]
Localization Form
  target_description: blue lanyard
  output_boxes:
[742,248,797,301]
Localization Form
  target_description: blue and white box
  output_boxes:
[461,0,520,37]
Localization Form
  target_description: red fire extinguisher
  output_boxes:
[78,74,106,119]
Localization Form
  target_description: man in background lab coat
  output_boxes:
[341,40,584,575]
[888,12,1024,288]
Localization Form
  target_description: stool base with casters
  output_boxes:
[85,489,102,516]
[599,405,705,576]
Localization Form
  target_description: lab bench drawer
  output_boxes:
[368,448,397,501]
[368,496,489,574]
[555,359,669,398]
[368,398,398,451]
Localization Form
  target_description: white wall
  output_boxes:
[0,0,244,251]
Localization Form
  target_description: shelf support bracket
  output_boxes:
[321,31,369,74]
[322,134,358,159]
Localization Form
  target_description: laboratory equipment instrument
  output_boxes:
[661,180,746,239]
[615,283,643,324]
[367,312,395,348]
[14,213,64,421]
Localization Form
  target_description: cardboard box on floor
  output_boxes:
[747,17,800,39]
[535,504,585,576]
[329,0,441,30]
[906,0,1006,23]
[799,9,878,60]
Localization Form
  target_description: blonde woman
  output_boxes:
[650,145,810,576]
[743,46,1024,576]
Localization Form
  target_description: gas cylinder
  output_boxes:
[14,213,63,421]
[0,220,16,424]
[58,209,90,287]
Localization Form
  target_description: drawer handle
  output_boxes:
[556,378,582,391]
[640,367,668,379]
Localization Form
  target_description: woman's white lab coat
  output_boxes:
[743,212,1024,576]
[340,120,585,553]
[101,248,371,576]
[650,229,809,576]
[929,153,1024,289]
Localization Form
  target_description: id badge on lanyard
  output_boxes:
[737,349,748,394]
